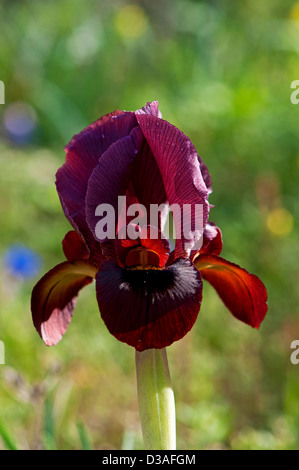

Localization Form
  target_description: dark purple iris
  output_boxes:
[31,102,268,351]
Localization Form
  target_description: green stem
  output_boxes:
[135,348,176,450]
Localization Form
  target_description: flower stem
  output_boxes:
[135,348,176,450]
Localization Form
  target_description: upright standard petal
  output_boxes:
[31,260,97,346]
[194,254,268,328]
[56,111,138,257]
[136,114,210,257]
[128,136,168,225]
[96,259,203,351]
[85,126,144,243]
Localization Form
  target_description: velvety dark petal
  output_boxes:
[62,230,90,261]
[85,126,143,242]
[31,260,97,346]
[96,259,203,351]
[135,101,162,118]
[56,111,137,257]
[194,254,268,328]
[136,114,210,257]
[128,136,168,229]
[65,110,124,150]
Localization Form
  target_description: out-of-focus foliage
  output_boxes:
[0,0,298,450]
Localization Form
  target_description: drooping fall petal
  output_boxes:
[96,259,203,351]
[136,114,210,257]
[31,260,97,346]
[194,254,268,328]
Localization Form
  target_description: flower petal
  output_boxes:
[127,136,168,225]
[85,126,143,242]
[96,259,202,351]
[56,111,137,258]
[199,223,223,256]
[136,114,210,257]
[65,110,124,150]
[31,260,97,346]
[62,230,90,261]
[191,222,223,260]
[194,254,268,328]
[199,161,212,195]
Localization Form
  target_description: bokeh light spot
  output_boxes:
[114,5,148,39]
[266,208,294,237]
[290,2,299,21]
[3,102,37,145]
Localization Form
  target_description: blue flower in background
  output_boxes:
[3,245,41,279]
[3,102,38,145]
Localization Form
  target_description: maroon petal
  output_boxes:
[128,137,168,228]
[199,160,212,195]
[85,126,143,242]
[96,259,202,351]
[56,111,137,257]
[194,254,268,328]
[31,260,97,346]
[190,223,223,260]
[136,114,210,257]
[62,230,90,261]
[65,110,124,150]
[200,223,223,256]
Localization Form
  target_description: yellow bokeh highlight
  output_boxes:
[290,2,299,21]
[114,5,148,39]
[266,208,294,237]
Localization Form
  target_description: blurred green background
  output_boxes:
[0,0,299,450]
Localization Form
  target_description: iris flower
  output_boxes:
[31,101,268,351]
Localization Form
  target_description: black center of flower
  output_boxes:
[96,257,203,349]
[120,258,200,298]
[122,265,175,292]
